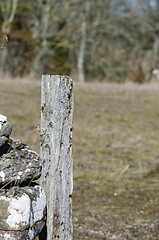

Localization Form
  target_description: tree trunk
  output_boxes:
[153,36,159,68]
[32,0,51,75]
[77,19,86,83]
[8,0,18,24]
[41,0,51,48]
[1,0,18,33]
[1,0,18,74]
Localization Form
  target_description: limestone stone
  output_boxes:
[0,114,7,123]
[0,220,46,240]
[0,114,12,155]
[0,136,8,148]
[0,116,12,149]
[0,121,12,138]
[0,114,46,239]
[0,138,42,187]
[0,185,46,231]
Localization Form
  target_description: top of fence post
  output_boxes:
[40,75,74,240]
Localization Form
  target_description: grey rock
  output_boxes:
[0,138,42,187]
[0,185,46,231]
[0,121,12,137]
[0,120,12,151]
[0,114,7,123]
[0,220,46,240]
[0,136,9,147]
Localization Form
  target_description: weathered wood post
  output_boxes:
[40,75,73,240]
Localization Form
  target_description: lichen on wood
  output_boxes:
[40,75,73,240]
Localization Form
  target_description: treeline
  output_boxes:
[0,0,159,82]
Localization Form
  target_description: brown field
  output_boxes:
[1,77,159,239]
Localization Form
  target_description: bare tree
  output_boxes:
[32,0,52,75]
[77,1,89,83]
[1,0,18,33]
[0,0,18,73]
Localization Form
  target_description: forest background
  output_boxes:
[0,0,159,83]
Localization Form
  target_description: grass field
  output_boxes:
[1,77,159,239]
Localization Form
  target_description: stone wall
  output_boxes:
[0,114,46,240]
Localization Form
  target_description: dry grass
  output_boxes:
[1,77,159,239]
[0,75,41,151]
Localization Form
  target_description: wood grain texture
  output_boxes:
[40,75,73,240]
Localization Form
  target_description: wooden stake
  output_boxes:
[40,75,73,240]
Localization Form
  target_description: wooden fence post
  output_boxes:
[40,75,73,240]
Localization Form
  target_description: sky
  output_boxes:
[110,0,157,15]
[150,0,157,7]
[130,0,157,8]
